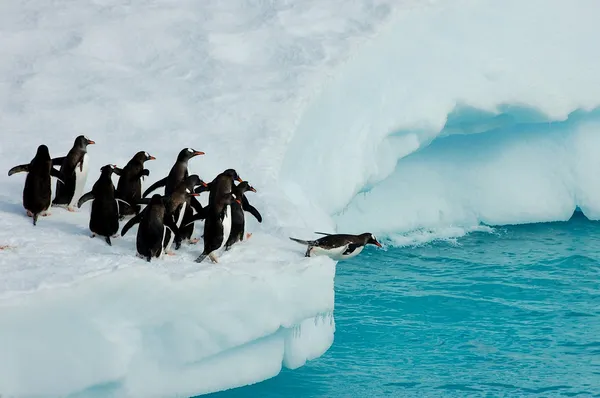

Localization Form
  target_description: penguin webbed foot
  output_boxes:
[304,247,312,257]
[26,210,33,218]
[208,253,219,263]
[32,213,39,226]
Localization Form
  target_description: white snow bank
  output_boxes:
[0,0,396,395]
[280,0,600,236]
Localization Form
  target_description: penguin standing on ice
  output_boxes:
[114,151,156,219]
[78,164,131,246]
[8,145,64,225]
[136,175,205,254]
[52,135,95,211]
[225,181,262,250]
[195,192,240,263]
[121,194,182,262]
[289,232,382,260]
[174,174,208,246]
[142,147,204,198]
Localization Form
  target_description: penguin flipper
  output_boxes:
[190,196,204,214]
[314,231,333,236]
[242,196,262,223]
[121,212,143,236]
[8,164,29,176]
[50,157,66,167]
[115,198,134,214]
[142,177,167,198]
[77,191,94,208]
[164,216,180,237]
[112,167,123,176]
[343,243,360,255]
[137,169,150,179]
[50,167,65,185]
[182,212,206,228]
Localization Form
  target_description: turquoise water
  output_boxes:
[209,212,600,397]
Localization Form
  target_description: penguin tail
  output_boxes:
[289,237,314,245]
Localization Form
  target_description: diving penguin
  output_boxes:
[225,181,262,250]
[114,151,156,219]
[52,135,95,211]
[289,232,382,260]
[121,194,182,262]
[8,145,65,225]
[142,147,204,198]
[78,164,132,246]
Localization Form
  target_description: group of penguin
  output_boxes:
[7,135,262,263]
[7,135,384,263]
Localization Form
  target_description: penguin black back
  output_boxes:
[8,144,63,225]
[115,151,155,218]
[78,164,123,245]
[121,194,180,262]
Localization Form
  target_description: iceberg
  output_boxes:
[0,0,599,396]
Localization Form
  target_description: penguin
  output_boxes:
[186,168,243,245]
[142,147,204,198]
[136,175,206,253]
[289,232,382,260]
[51,135,95,211]
[225,181,262,250]
[194,192,241,263]
[114,151,156,219]
[121,194,181,262]
[175,174,208,245]
[78,164,132,246]
[8,145,65,225]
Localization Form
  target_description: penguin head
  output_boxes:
[184,187,200,198]
[75,135,95,148]
[178,147,205,161]
[223,168,243,183]
[134,151,156,163]
[185,174,208,190]
[36,145,51,159]
[363,233,382,248]
[221,192,241,206]
[236,181,256,194]
[149,194,163,206]
[100,164,117,175]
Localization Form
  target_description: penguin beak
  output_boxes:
[235,199,242,205]
[374,240,382,248]
[201,181,208,187]
[190,193,200,197]
[249,186,256,193]
[148,156,156,161]
[88,140,95,145]
[194,151,205,156]
[236,177,243,183]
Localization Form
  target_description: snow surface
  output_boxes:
[1,0,600,396]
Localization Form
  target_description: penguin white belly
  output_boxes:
[69,153,89,208]
[158,225,167,258]
[164,203,185,253]
[310,244,349,259]
[218,205,232,252]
